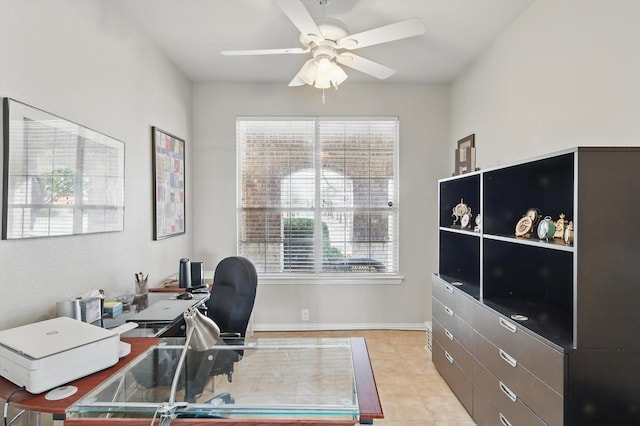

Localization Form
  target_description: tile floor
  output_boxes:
[255,330,476,426]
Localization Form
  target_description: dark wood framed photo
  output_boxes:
[152,127,185,240]
[455,134,476,175]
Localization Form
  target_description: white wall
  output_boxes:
[451,0,640,169]
[0,0,192,330]
[192,83,449,329]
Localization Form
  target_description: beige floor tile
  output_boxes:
[381,394,436,422]
[394,343,433,360]
[433,422,477,426]
[255,330,475,425]
[376,421,438,426]
[413,374,454,395]
[423,394,473,422]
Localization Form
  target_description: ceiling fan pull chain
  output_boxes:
[322,89,326,104]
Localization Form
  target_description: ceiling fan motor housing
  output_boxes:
[299,17,349,46]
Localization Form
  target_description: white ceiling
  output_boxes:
[115,0,533,84]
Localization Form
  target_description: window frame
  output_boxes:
[236,116,403,285]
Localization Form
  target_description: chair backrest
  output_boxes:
[205,256,257,337]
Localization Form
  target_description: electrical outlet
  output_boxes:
[301,309,309,321]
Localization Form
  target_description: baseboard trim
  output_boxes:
[253,322,428,332]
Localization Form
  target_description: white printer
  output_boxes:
[0,317,121,394]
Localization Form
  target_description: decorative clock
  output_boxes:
[515,216,533,237]
[474,214,482,232]
[537,216,556,240]
[460,212,472,229]
[564,221,574,244]
[452,199,471,226]
[554,213,569,239]
[525,208,541,228]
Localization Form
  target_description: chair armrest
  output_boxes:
[220,334,244,347]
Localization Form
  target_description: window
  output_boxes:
[237,117,399,277]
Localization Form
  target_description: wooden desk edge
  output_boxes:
[65,420,359,425]
[350,337,384,420]
[3,336,382,424]
[148,286,184,292]
[0,337,158,415]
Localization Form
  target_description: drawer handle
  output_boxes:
[444,306,454,317]
[499,317,517,333]
[499,413,512,426]
[445,329,454,340]
[444,350,454,364]
[499,348,517,368]
[444,283,454,294]
[499,381,517,402]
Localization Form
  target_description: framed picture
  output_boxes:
[152,127,185,240]
[455,134,476,175]
[2,98,125,239]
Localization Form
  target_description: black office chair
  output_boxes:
[206,256,257,379]
[183,256,257,403]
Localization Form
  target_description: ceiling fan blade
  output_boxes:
[337,53,396,80]
[289,59,315,86]
[288,73,306,87]
[276,0,322,40]
[337,17,426,50]
[221,47,310,56]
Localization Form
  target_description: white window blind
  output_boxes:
[237,117,399,275]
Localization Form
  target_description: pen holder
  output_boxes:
[135,279,148,295]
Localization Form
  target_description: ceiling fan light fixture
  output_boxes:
[224,0,427,98]
[329,63,348,88]
[316,55,331,70]
[314,69,331,89]
[299,59,317,85]
[311,60,347,90]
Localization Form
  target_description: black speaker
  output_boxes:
[191,261,204,287]
[179,258,191,288]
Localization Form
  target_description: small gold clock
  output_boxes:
[554,213,569,239]
[564,221,574,245]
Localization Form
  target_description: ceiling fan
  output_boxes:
[221,0,426,92]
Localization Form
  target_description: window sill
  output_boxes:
[258,274,404,286]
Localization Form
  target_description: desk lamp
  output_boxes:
[159,307,220,422]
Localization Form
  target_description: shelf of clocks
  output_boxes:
[482,152,575,241]
[438,151,577,348]
[440,226,574,252]
[439,172,480,229]
[483,232,574,252]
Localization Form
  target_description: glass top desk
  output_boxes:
[63,336,382,425]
